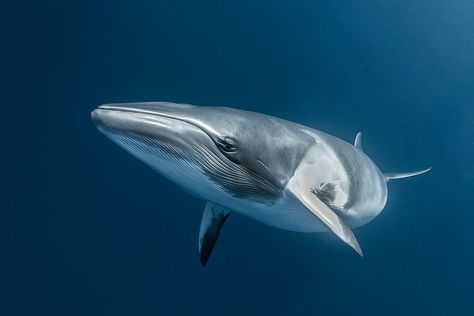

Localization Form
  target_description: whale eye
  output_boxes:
[216,136,238,153]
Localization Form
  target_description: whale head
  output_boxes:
[91,102,314,204]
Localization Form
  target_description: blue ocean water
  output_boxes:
[4,0,474,315]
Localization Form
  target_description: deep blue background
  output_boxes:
[3,0,474,315]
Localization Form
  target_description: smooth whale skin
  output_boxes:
[92,102,430,264]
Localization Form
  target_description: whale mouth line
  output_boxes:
[98,104,179,117]
[95,104,194,128]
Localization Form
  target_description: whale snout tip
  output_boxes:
[91,104,120,124]
[91,105,114,129]
[91,107,105,128]
[91,108,98,120]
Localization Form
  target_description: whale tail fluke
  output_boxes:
[384,167,432,182]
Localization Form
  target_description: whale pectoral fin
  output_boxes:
[289,186,363,257]
[384,167,432,182]
[199,202,231,266]
[354,132,363,151]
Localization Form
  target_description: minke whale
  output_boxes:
[92,102,430,265]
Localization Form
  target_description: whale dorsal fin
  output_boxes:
[354,132,363,151]
[288,185,363,257]
[199,202,231,266]
[384,167,432,182]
